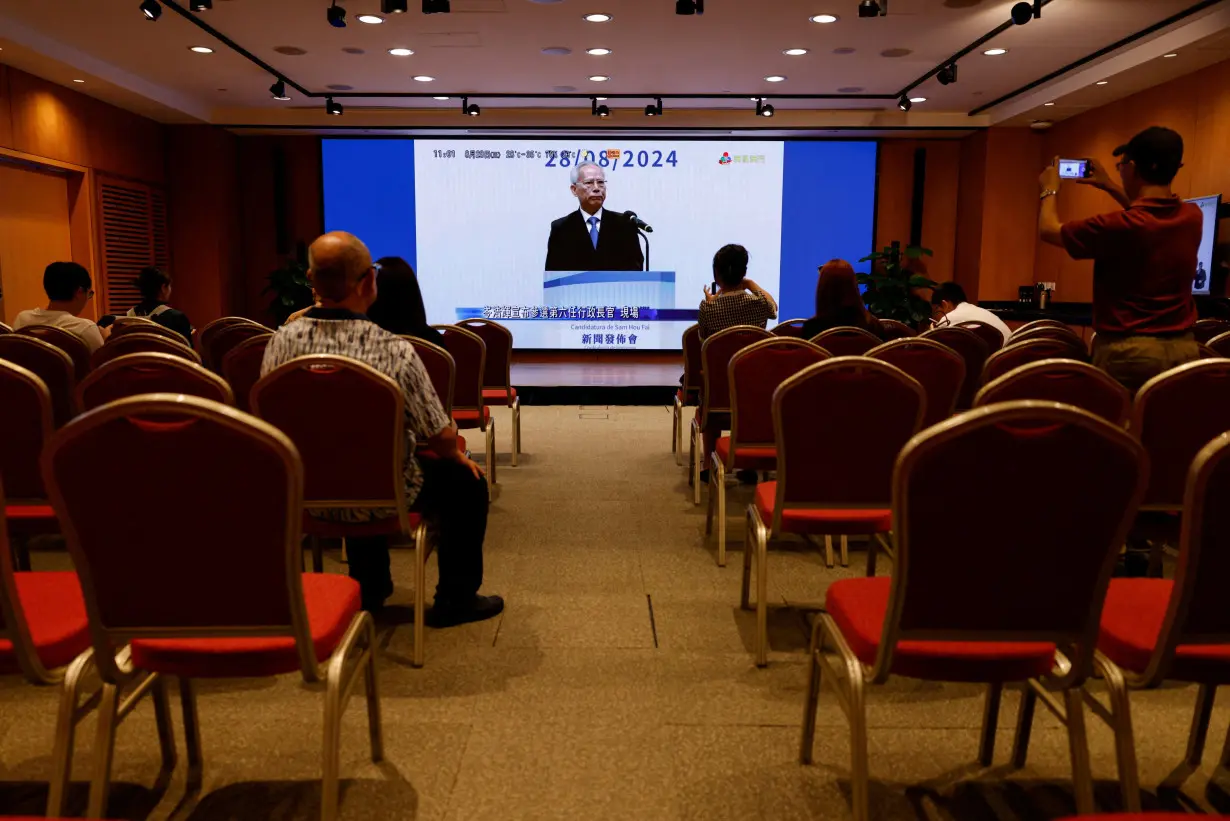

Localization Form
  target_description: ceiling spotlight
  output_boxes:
[327,1,347,27]
[783,48,809,56]
[270,79,291,100]
[644,97,663,117]
[591,97,611,117]
[586,48,612,56]
[382,0,408,11]
[676,0,704,14]
[433,96,451,100]
[422,0,450,12]
[584,13,611,22]
[983,48,1007,56]
[72,79,85,83]
[139,0,162,20]
[462,96,480,116]
[326,96,344,116]
[755,97,774,117]
[1164,52,1178,58]
[388,48,414,56]
[809,13,838,23]
[357,14,384,23]
[858,0,885,18]
[589,75,610,82]
[909,96,926,103]
[937,62,957,85]
[1096,80,1108,85]
[764,75,786,83]
[190,0,212,10]
[413,75,435,82]
[898,95,912,112]
[1043,101,1055,106]
[1010,1,1034,25]
[189,46,214,53]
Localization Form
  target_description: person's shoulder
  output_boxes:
[550,212,578,230]
[11,309,39,329]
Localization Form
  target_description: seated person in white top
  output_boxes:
[12,261,107,352]
[931,281,1011,344]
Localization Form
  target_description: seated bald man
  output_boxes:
[261,231,503,625]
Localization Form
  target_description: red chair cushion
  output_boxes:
[453,407,491,429]
[482,387,516,405]
[302,512,422,538]
[714,437,777,471]
[0,572,90,674]
[826,577,1057,682]
[4,504,55,520]
[753,482,891,535]
[1099,578,1230,682]
[129,574,362,678]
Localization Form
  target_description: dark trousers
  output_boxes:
[347,456,488,607]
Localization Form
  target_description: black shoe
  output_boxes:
[426,594,505,628]
[735,469,758,484]
[699,469,710,484]
[359,578,394,614]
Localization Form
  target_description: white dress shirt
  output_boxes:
[579,206,604,242]
[940,301,1012,344]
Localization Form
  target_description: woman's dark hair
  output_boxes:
[135,266,172,302]
[814,259,871,327]
[368,256,430,335]
[712,244,749,288]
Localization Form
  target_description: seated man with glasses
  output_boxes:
[545,161,646,272]
[262,231,504,624]
[12,261,107,352]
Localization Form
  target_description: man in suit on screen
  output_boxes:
[545,161,646,272]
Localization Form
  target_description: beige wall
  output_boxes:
[0,164,73,324]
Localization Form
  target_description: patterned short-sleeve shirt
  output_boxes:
[697,291,777,339]
[260,308,452,509]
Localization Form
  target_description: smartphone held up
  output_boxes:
[1058,158,1093,180]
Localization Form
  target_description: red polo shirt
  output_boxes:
[1061,196,1201,334]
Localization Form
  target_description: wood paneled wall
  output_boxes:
[874,140,961,284]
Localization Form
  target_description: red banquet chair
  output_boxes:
[220,333,272,413]
[878,318,917,341]
[690,325,772,505]
[77,353,233,412]
[0,477,97,818]
[745,358,925,667]
[974,359,1132,427]
[1083,431,1230,811]
[404,337,456,417]
[981,337,1086,385]
[251,355,433,667]
[16,325,91,381]
[0,362,59,560]
[1193,318,1230,344]
[955,320,1005,354]
[436,325,496,495]
[43,394,382,821]
[867,337,966,429]
[91,332,200,370]
[203,323,271,373]
[458,318,522,467]
[800,402,1147,821]
[0,322,12,334]
[770,318,809,338]
[0,334,77,428]
[673,324,703,465]
[705,338,829,567]
[198,316,265,368]
[1010,318,1072,338]
[808,325,881,357]
[1009,325,1088,350]
[1208,330,1230,358]
[920,325,989,410]
[109,318,190,346]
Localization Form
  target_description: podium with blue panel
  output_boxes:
[542,270,675,310]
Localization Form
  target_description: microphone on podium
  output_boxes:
[623,211,654,233]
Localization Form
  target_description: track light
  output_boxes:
[189,0,212,10]
[270,79,291,101]
[1010,0,1039,24]
[937,63,958,85]
[591,97,610,118]
[462,96,480,116]
[139,0,161,20]
[755,98,774,117]
[858,0,886,17]
[898,95,912,112]
[423,0,450,12]
[675,0,704,14]
[644,97,663,117]
[382,0,408,10]
[326,96,344,116]
[327,1,347,27]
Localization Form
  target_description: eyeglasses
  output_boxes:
[575,179,607,189]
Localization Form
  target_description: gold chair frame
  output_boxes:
[92,332,201,370]
[974,358,1131,427]
[77,352,234,411]
[434,324,497,497]
[673,323,702,466]
[458,318,522,467]
[404,337,457,417]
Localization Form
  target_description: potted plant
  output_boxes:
[857,241,937,328]
[262,258,313,327]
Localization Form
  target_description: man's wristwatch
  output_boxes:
[1039,189,1059,200]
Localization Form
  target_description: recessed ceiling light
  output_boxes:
[595,96,608,101]
[72,79,85,83]
[909,96,927,103]
[1044,101,1055,106]
[783,48,809,56]
[433,96,450,100]
[588,75,610,82]
[413,75,435,82]
[810,13,838,23]
[983,48,1007,56]
[1164,52,1178,58]
[189,46,214,54]
[586,47,612,56]
[388,48,414,56]
[357,14,384,23]
[764,75,787,82]
[583,13,611,22]
[1096,80,1108,85]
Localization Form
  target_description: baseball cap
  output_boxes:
[1113,126,1184,180]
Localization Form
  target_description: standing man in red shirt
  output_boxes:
[1038,126,1203,392]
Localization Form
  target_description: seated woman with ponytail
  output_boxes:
[128,266,194,346]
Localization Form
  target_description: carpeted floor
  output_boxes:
[3,404,1230,820]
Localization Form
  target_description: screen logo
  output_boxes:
[718,152,732,165]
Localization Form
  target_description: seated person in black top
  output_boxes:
[368,257,445,346]
[128,266,194,346]
[799,259,885,341]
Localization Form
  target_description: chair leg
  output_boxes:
[691,424,702,506]
[839,535,849,568]
[180,677,204,790]
[311,534,324,573]
[12,533,31,572]
[47,651,93,818]
[86,681,122,820]
[847,661,872,821]
[1011,685,1037,768]
[823,535,835,569]
[413,525,427,668]
[321,661,344,821]
[740,509,754,611]
[487,419,497,487]
[799,616,825,764]
[672,397,681,463]
[151,674,178,773]
[511,399,520,467]
[1064,688,1095,816]
[687,419,696,487]
[978,683,1003,766]
[866,535,879,577]
[715,458,728,567]
[704,458,717,536]
[1186,683,1217,768]
[363,616,385,762]
[1095,655,1141,812]
[755,524,770,667]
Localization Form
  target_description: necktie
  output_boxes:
[588,216,599,249]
